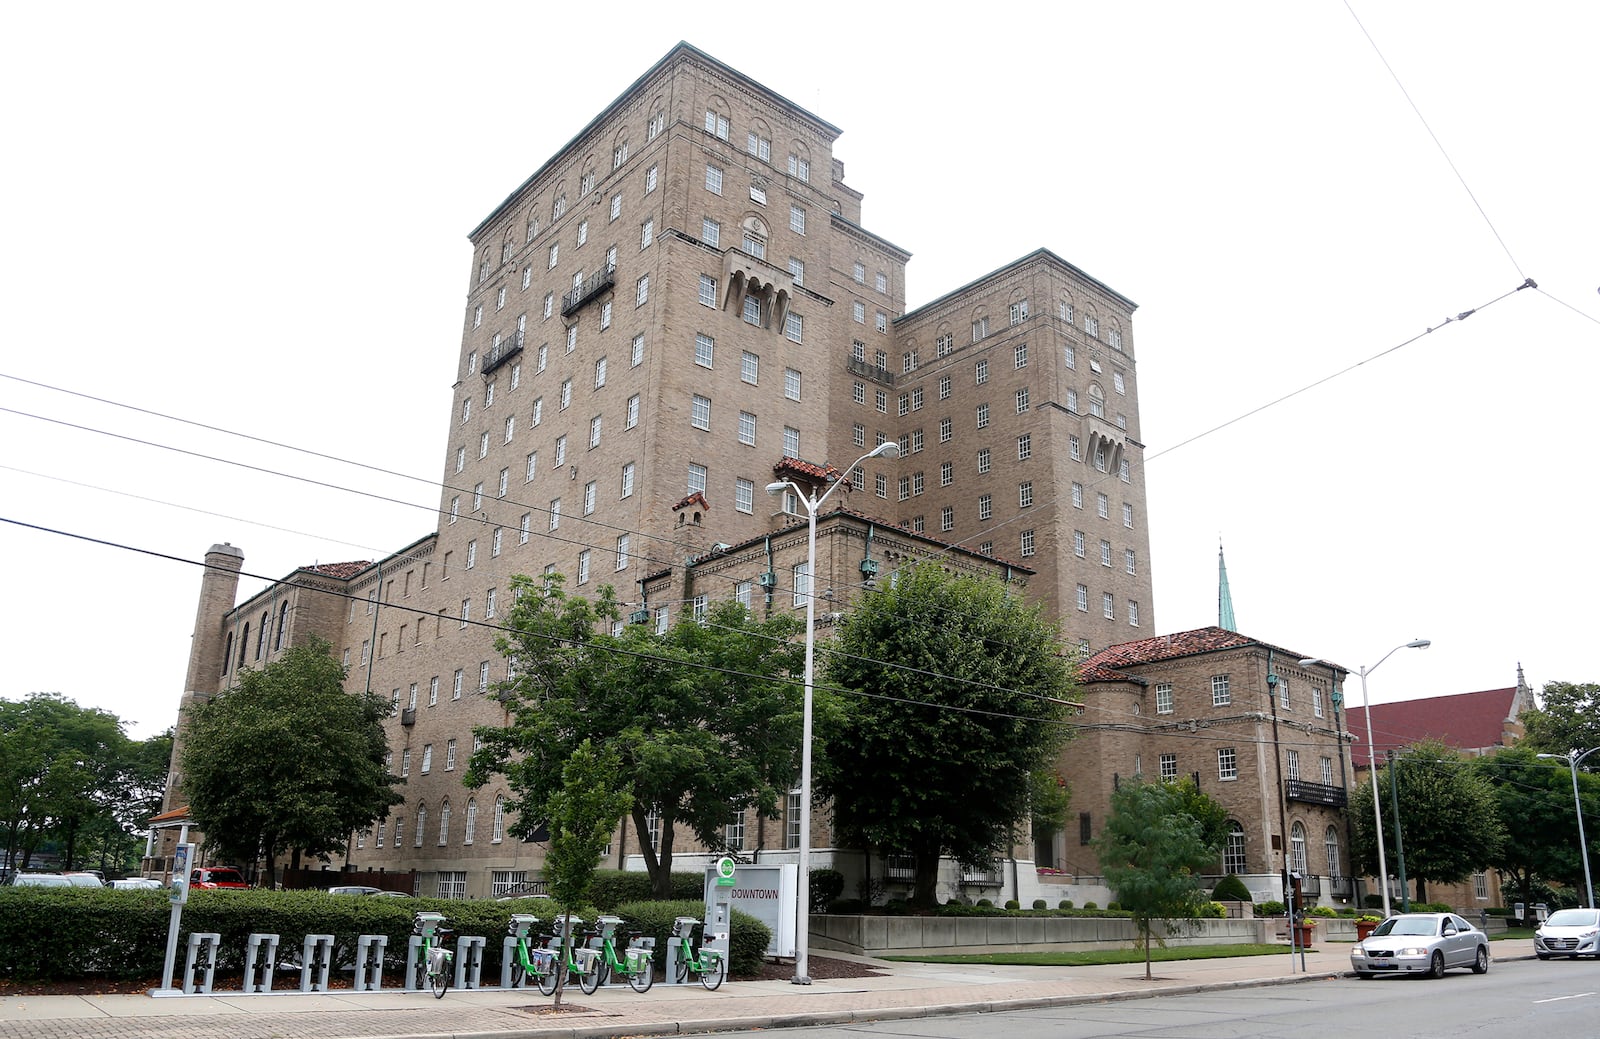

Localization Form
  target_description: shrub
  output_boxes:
[1210,874,1252,903]
[1004,899,1020,910]
[828,898,867,915]
[976,898,994,908]
[1197,901,1226,918]
[1058,899,1073,910]
[1363,894,1386,909]
[883,898,911,916]
[1082,901,1097,910]
[1413,901,1453,913]
[587,870,702,909]
[1308,905,1338,918]
[1257,900,1287,917]
[1031,899,1048,910]
[810,869,845,913]
[1106,901,1120,911]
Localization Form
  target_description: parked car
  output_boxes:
[10,873,71,887]
[1535,908,1600,959]
[189,867,250,889]
[63,872,105,887]
[327,885,383,896]
[111,877,165,890]
[1350,912,1490,978]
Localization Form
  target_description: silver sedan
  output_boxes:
[1350,912,1490,979]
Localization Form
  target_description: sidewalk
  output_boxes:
[0,941,1536,1039]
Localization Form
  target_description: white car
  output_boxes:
[1350,912,1490,979]
[11,873,71,887]
[111,877,165,890]
[1535,908,1600,959]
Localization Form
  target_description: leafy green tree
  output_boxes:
[816,563,1076,908]
[544,739,631,1008]
[1349,741,1505,903]
[0,693,147,873]
[1473,746,1600,902]
[180,638,401,879]
[1521,681,1600,757]
[468,575,805,897]
[1095,778,1223,979]
[1028,768,1072,844]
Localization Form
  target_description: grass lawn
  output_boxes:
[883,944,1295,967]
[1493,927,1535,940]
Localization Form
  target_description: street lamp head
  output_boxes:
[1406,639,1431,649]
[765,481,789,496]
[868,441,901,460]
[1298,657,1323,667]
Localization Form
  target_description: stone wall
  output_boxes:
[811,915,1266,956]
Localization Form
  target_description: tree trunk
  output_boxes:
[912,849,940,908]
[1143,927,1152,981]
[1415,878,1427,903]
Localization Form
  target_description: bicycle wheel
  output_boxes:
[595,958,612,989]
[536,958,559,997]
[628,957,654,993]
[700,952,725,992]
[414,960,427,993]
[431,955,451,998]
[673,949,688,984]
[578,956,601,995]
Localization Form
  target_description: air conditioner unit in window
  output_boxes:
[757,572,777,588]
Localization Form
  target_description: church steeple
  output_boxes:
[1218,540,1237,632]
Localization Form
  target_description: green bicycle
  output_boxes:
[593,914,655,992]
[671,916,726,991]
[412,912,455,998]
[548,914,603,995]
[506,915,562,995]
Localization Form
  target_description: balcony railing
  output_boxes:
[1285,779,1347,807]
[885,854,915,881]
[561,263,616,316]
[481,331,523,376]
[845,356,896,387]
[1329,875,1355,899]
[960,863,1001,887]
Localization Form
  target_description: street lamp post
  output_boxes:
[1536,747,1599,909]
[767,440,899,985]
[1301,638,1429,919]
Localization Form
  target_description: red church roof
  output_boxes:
[1344,687,1522,768]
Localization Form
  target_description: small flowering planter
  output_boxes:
[1355,919,1380,940]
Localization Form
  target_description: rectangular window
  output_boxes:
[783,426,800,457]
[977,447,991,474]
[738,411,757,446]
[972,317,988,342]
[940,461,953,486]
[976,403,989,429]
[699,274,717,307]
[1218,747,1238,781]
[640,218,653,250]
[626,394,639,429]
[1074,530,1086,557]
[792,560,812,608]
[583,480,597,514]
[548,498,561,530]
[614,533,630,571]
[1100,540,1112,566]
[1128,600,1140,626]
[1155,683,1173,714]
[452,669,464,699]
[1019,482,1033,508]
[691,395,711,430]
[1102,592,1114,619]
[1017,433,1032,460]
[1016,387,1030,413]
[875,311,888,333]
[784,368,802,402]
[702,217,720,246]
[1076,584,1089,611]
[1212,675,1231,706]
[1313,686,1325,718]
[940,506,954,532]
[785,312,803,343]
[735,477,754,514]
[790,205,806,234]
[1125,549,1137,574]
[620,462,634,498]
[1010,300,1029,326]
[1098,493,1110,518]
[1123,502,1134,528]
[1020,529,1036,557]
[705,164,723,194]
[687,462,707,495]
[741,351,759,384]
[788,257,804,284]
[635,274,649,306]
[1159,753,1177,782]
[1286,749,1300,780]
[975,359,988,385]
[695,333,714,368]
[978,494,992,520]
[577,549,590,585]
[1014,342,1029,368]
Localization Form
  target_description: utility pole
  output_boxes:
[1386,750,1410,912]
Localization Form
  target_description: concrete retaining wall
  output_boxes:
[811,915,1268,956]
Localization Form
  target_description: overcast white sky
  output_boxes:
[2,3,1595,741]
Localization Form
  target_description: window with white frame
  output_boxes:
[1320,756,1334,785]
[790,205,805,234]
[698,274,716,307]
[705,164,723,194]
[784,368,801,401]
[735,477,754,514]
[786,789,802,849]
[940,461,953,486]
[1290,822,1307,873]
[783,426,800,457]
[1224,823,1247,874]
[694,332,714,368]
[737,410,757,446]
[792,560,811,607]
[691,395,710,430]
[620,462,634,497]
[615,534,630,570]
[1102,592,1114,619]
[1076,584,1089,611]
[492,795,505,842]
[724,811,745,851]
[1313,685,1325,718]
[626,394,639,429]
[1128,600,1140,626]
[1286,749,1300,780]
[1155,683,1173,714]
[976,403,989,429]
[977,447,991,474]
[687,462,707,495]
[1218,747,1238,781]
[1019,481,1033,508]
[785,312,803,342]
[1212,674,1231,706]
[1159,753,1178,782]
[1021,529,1036,556]
[1017,433,1032,460]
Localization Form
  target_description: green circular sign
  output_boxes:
[716,857,736,879]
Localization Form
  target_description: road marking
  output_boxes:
[1533,992,1595,1004]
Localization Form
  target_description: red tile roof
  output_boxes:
[1076,625,1342,687]
[1345,687,1521,767]
[671,491,711,513]
[773,456,843,484]
[299,560,371,580]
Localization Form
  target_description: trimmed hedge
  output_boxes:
[586,870,704,909]
[0,886,768,982]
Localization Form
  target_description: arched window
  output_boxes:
[223,631,234,675]
[1325,826,1342,878]
[275,601,289,651]
[414,804,427,848]
[1290,821,1308,874]
[464,797,477,846]
[492,795,505,843]
[1223,821,1247,874]
[438,800,451,846]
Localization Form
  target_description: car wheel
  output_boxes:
[1472,947,1488,974]
[1536,953,1551,961]
[1427,951,1445,979]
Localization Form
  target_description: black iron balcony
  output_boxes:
[561,263,616,317]
[1329,875,1355,899]
[481,331,524,376]
[400,708,416,727]
[845,356,895,387]
[885,854,915,881]
[1285,779,1347,807]
[960,863,1002,887]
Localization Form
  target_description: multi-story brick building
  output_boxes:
[159,42,1155,903]
[1062,627,1360,908]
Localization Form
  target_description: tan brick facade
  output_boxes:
[163,44,1157,902]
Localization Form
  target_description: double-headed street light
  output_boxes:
[1536,747,1599,909]
[1301,638,1429,919]
[767,440,899,985]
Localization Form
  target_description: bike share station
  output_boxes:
[148,849,794,997]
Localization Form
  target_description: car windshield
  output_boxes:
[1374,916,1439,936]
[1545,909,1600,928]
[203,869,246,884]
